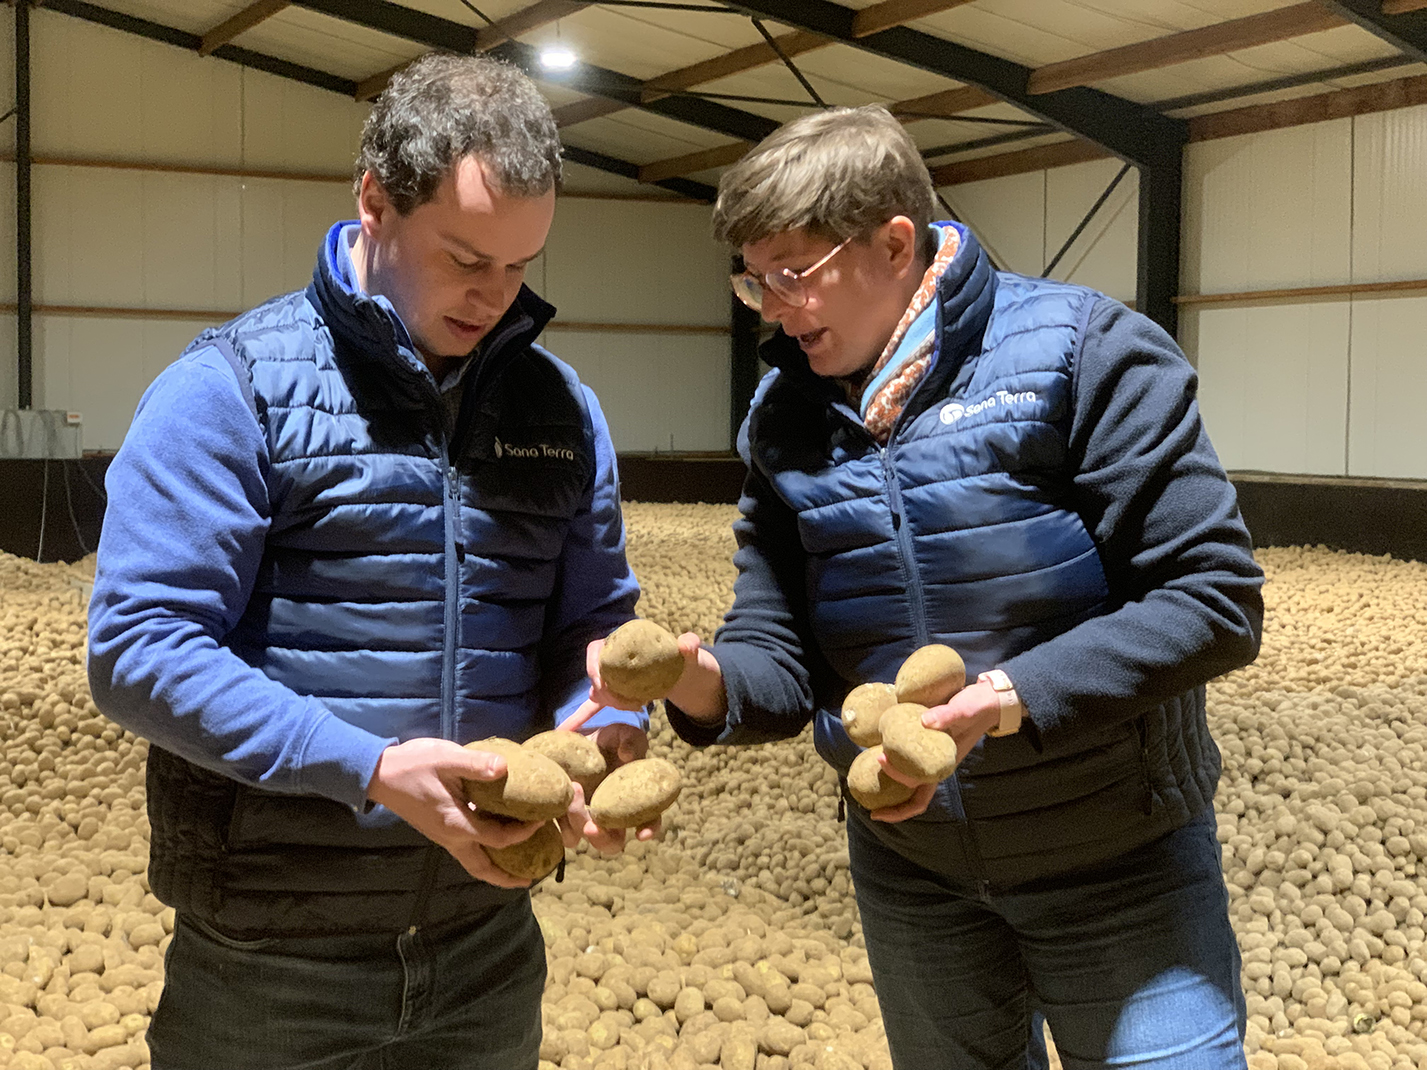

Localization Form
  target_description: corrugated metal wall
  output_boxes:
[1183,106,1427,480]
[0,10,732,454]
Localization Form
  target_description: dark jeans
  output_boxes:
[149,896,545,1070]
[849,808,1247,1070]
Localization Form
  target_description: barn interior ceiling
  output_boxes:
[34,0,1427,202]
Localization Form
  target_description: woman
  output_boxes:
[592,105,1263,1070]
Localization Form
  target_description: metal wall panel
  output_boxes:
[1348,296,1427,480]
[942,171,1047,278]
[542,199,727,327]
[1043,157,1138,304]
[1182,121,1355,477]
[545,330,732,453]
[36,314,224,454]
[1345,105,1427,479]
[1182,120,1353,296]
[1194,303,1350,477]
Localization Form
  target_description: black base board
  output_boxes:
[4,458,1426,565]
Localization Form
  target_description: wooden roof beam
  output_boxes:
[851,0,976,38]
[1187,69,1427,140]
[638,140,752,183]
[642,29,827,99]
[1383,0,1427,13]
[930,139,1110,187]
[198,0,290,56]
[476,0,588,50]
[1028,3,1348,95]
[637,82,998,182]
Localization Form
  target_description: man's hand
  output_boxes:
[366,738,542,889]
[583,631,726,724]
[868,681,1002,823]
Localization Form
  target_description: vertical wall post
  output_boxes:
[16,0,33,409]
[1136,158,1182,341]
[730,273,762,451]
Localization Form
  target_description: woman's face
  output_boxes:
[740,217,923,380]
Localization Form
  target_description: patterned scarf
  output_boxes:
[858,226,960,444]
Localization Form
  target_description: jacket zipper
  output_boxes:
[845,320,995,902]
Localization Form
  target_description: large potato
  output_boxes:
[588,757,682,829]
[600,619,684,703]
[846,746,914,811]
[523,730,607,796]
[840,682,897,748]
[461,738,573,821]
[894,644,966,707]
[484,819,565,880]
[878,703,958,783]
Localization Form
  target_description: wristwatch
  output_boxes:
[977,669,1023,737]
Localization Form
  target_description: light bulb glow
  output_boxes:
[540,46,578,70]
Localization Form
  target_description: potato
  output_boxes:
[588,758,682,829]
[460,738,573,821]
[599,619,684,703]
[523,730,607,796]
[877,704,958,783]
[845,747,913,811]
[483,820,566,881]
[840,683,896,749]
[893,644,965,708]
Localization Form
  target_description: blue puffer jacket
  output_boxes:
[89,223,643,936]
[667,223,1263,890]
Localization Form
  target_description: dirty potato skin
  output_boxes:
[523,730,607,797]
[878,703,959,783]
[461,738,574,821]
[588,757,682,829]
[846,746,915,810]
[841,682,897,749]
[893,644,966,708]
[483,819,566,880]
[600,619,685,703]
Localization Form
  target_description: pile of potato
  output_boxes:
[2,507,1427,1070]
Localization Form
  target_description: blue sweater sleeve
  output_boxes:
[538,385,648,734]
[87,346,396,809]
[998,299,1264,745]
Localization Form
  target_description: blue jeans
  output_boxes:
[849,808,1247,1070]
[148,896,545,1070]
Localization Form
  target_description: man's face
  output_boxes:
[358,156,555,361]
[740,221,919,381]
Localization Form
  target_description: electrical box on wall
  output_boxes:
[0,410,84,459]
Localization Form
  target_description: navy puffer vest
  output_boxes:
[745,225,1217,888]
[145,241,603,936]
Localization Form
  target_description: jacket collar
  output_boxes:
[307,221,556,386]
[759,222,997,404]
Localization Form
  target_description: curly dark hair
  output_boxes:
[354,52,562,212]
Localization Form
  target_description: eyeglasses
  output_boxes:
[730,237,851,312]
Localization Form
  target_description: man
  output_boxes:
[88,53,646,1070]
[592,106,1264,1069]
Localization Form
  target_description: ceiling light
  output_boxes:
[540,46,578,70]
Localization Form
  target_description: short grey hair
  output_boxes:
[355,52,562,212]
[712,105,936,260]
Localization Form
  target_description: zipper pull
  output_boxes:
[447,465,459,493]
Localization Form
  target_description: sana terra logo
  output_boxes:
[493,436,576,461]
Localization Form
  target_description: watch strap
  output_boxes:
[977,669,1022,737]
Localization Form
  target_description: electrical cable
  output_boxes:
[456,0,499,27]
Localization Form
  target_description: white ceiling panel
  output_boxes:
[562,108,733,164]
[1098,25,1404,105]
[73,0,234,36]
[910,0,1293,69]
[236,9,418,81]
[522,7,797,81]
